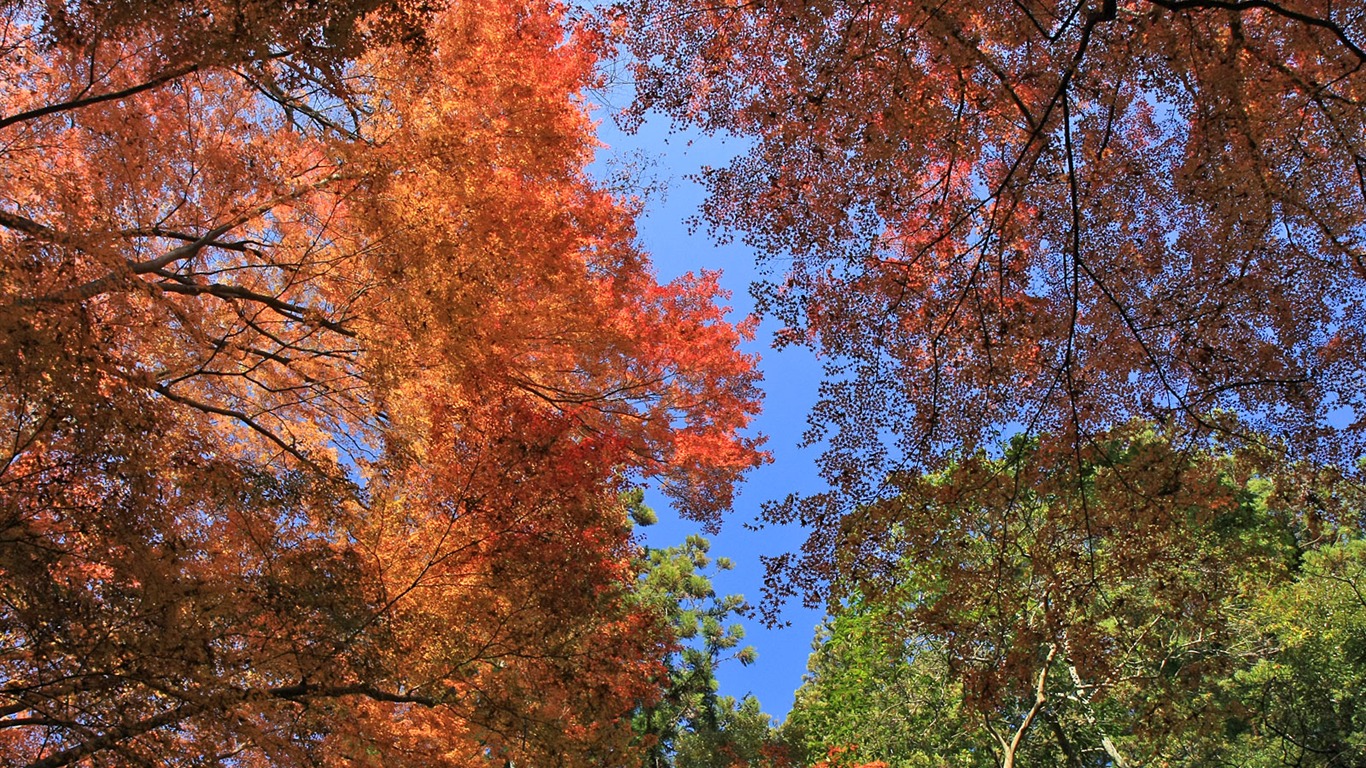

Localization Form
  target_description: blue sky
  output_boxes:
[591,112,828,720]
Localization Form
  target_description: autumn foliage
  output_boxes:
[615,0,1366,608]
[0,1,765,765]
[599,1,1366,762]
[7,0,1366,763]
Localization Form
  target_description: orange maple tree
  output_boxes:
[0,1,765,765]
[615,0,1366,606]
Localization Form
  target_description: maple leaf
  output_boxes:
[0,1,765,765]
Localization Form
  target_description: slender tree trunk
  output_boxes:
[1000,645,1058,768]
[1064,656,1129,767]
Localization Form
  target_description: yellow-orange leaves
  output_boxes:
[0,1,763,766]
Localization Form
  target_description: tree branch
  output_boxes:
[1002,644,1058,768]
[24,703,201,768]
[1145,0,1366,62]
[0,65,199,132]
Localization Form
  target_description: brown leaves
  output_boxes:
[615,0,1366,618]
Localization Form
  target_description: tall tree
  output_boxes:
[0,1,766,765]
[624,499,791,768]
[629,518,758,768]
[614,0,1366,608]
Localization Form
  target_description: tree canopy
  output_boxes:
[0,1,766,765]
[782,429,1366,767]
[615,0,1366,610]
[5,0,1366,765]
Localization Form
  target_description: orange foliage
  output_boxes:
[0,1,764,765]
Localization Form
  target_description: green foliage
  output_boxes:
[628,497,777,768]
[675,695,787,768]
[782,604,986,768]
[781,427,1366,768]
[1223,539,1366,766]
[626,488,661,527]
[619,442,1366,768]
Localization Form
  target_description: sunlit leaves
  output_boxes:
[0,1,765,765]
